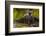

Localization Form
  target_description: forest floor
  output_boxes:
[13,22,39,28]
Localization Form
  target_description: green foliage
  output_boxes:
[13,8,26,21]
[32,9,39,16]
